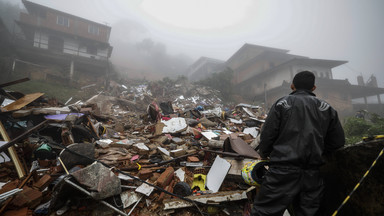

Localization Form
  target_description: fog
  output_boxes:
[3,0,384,86]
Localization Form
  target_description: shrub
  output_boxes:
[343,113,384,145]
[343,117,371,137]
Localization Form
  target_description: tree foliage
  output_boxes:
[343,112,384,145]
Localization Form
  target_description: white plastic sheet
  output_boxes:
[206,155,231,193]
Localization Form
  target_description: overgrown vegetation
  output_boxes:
[198,67,234,102]
[343,112,384,145]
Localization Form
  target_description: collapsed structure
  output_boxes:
[0,1,383,215]
[0,78,383,216]
[0,77,266,215]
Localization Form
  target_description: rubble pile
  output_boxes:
[1,78,384,215]
[111,78,225,111]
[147,81,223,110]
[0,78,269,215]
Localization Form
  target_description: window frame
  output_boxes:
[57,15,69,27]
[88,24,100,35]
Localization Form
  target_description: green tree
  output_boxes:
[343,112,384,145]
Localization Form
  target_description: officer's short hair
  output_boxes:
[293,71,315,90]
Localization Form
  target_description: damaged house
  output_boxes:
[188,43,384,117]
[226,44,384,117]
[186,57,225,82]
[9,0,113,85]
[352,75,384,114]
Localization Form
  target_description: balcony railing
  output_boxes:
[13,33,108,61]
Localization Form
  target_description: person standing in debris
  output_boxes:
[252,71,345,216]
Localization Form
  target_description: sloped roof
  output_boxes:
[190,56,225,68]
[226,43,290,64]
[22,0,110,28]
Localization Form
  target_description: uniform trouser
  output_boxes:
[251,166,324,216]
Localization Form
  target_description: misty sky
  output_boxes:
[7,0,384,87]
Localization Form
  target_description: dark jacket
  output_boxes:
[259,89,345,168]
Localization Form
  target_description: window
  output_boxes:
[88,25,99,35]
[57,16,69,27]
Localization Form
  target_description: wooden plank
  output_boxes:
[87,115,99,138]
[2,92,44,112]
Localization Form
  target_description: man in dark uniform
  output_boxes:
[252,71,345,216]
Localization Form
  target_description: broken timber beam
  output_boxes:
[202,149,260,160]
[2,92,44,112]
[0,122,25,178]
[86,115,99,138]
[121,152,199,171]
[0,78,30,88]
[0,120,50,153]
